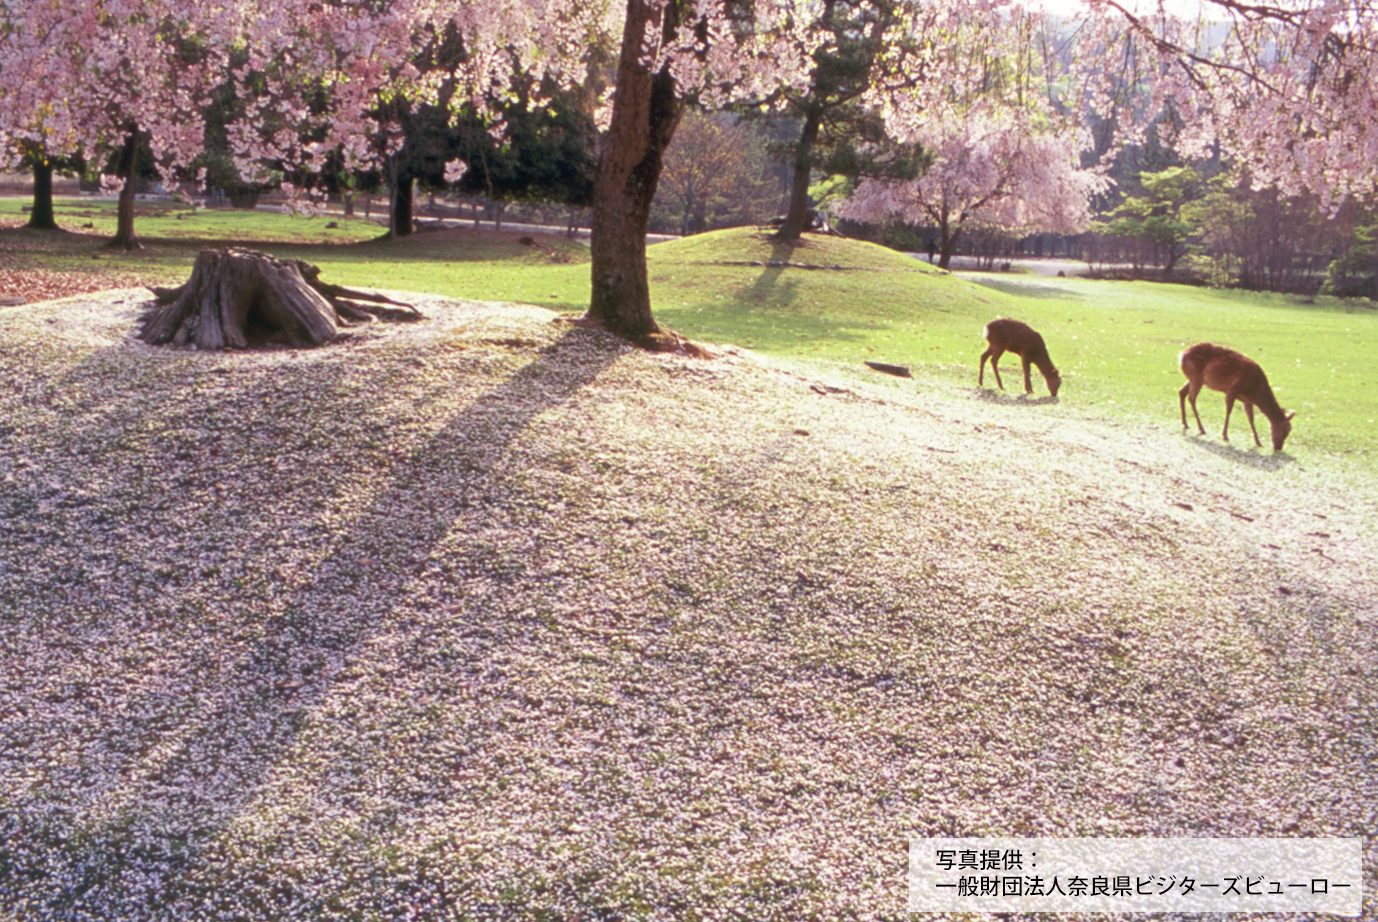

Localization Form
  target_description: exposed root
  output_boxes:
[556,315,714,359]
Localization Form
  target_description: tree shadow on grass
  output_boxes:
[737,239,801,306]
[965,277,1085,300]
[6,324,624,914]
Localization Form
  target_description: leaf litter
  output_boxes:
[0,289,1375,920]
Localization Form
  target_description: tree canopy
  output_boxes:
[4,0,1378,332]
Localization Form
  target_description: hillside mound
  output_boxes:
[0,290,1374,920]
[651,225,940,272]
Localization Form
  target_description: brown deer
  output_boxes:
[1178,342,1294,451]
[979,318,1061,398]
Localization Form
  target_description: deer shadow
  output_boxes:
[973,388,1060,407]
[1180,431,1296,469]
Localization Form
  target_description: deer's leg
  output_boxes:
[1181,381,1206,434]
[979,348,993,386]
[1241,399,1262,447]
[1021,356,1034,395]
[1222,393,1236,441]
[988,351,1005,391]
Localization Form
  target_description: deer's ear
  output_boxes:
[1286,411,1296,420]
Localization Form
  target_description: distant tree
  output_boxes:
[838,109,1106,269]
[0,3,86,230]
[1324,213,1378,300]
[26,0,231,249]
[653,110,778,235]
[740,0,938,243]
[1178,176,1341,292]
[1098,166,1201,278]
[450,72,599,217]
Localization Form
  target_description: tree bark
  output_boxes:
[26,159,59,231]
[390,174,414,237]
[938,229,961,271]
[935,208,961,271]
[586,0,688,340]
[775,109,823,243]
[107,128,142,251]
[139,248,420,350]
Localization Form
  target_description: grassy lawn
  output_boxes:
[4,197,1375,461]
[645,231,1378,463]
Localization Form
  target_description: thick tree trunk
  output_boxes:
[587,0,687,340]
[390,175,414,237]
[107,129,142,251]
[937,211,961,271]
[938,232,961,271]
[775,110,823,243]
[27,160,58,230]
[139,248,420,350]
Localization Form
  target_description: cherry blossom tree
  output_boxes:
[245,0,805,341]
[72,1,240,248]
[0,0,243,249]
[0,0,86,230]
[1082,0,1378,208]
[831,3,1110,268]
[733,0,969,243]
[836,106,1108,267]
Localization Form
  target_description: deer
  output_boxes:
[978,318,1062,398]
[1178,342,1295,451]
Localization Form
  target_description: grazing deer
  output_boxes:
[1178,342,1294,451]
[979,318,1061,398]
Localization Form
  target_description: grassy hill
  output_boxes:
[7,201,1372,463]
[1,212,1376,921]
[641,230,1378,464]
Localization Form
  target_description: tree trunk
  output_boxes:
[938,229,961,271]
[27,159,59,230]
[775,109,823,243]
[107,129,142,251]
[587,0,687,340]
[390,175,414,237]
[1163,244,1181,279]
[935,209,961,271]
[139,248,420,350]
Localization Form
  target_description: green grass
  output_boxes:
[636,229,1378,462]
[0,195,379,246]
[4,200,1376,461]
[0,196,593,307]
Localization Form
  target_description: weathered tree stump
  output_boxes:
[139,248,422,349]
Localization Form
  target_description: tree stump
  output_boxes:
[139,248,422,349]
